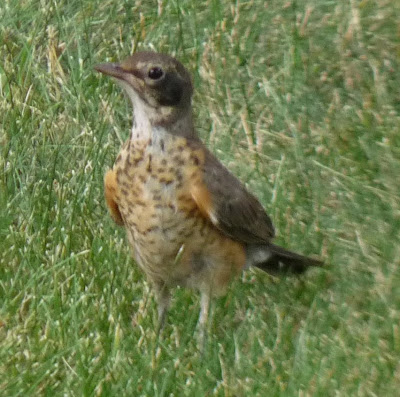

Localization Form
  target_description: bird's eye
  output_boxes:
[148,67,164,80]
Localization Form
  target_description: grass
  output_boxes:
[1,0,400,395]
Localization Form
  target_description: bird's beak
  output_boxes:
[94,62,126,80]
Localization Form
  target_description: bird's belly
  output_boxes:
[114,138,246,291]
[125,192,209,284]
[115,155,205,280]
[118,171,245,290]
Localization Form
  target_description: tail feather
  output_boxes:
[247,243,323,275]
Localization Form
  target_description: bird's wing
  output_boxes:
[104,169,124,226]
[190,145,275,244]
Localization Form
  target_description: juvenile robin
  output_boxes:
[95,52,322,342]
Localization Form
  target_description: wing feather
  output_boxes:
[190,146,275,244]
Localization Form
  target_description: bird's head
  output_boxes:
[95,52,193,127]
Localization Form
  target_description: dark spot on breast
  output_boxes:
[121,189,128,196]
[159,178,174,185]
[176,177,183,187]
[176,227,188,238]
[148,138,152,146]
[133,158,144,166]
[183,228,195,238]
[160,139,165,151]
[199,220,208,236]
[128,220,138,228]
[143,226,160,235]
[177,145,185,152]
[162,221,180,233]
[173,156,185,167]
[147,154,152,172]
[161,159,167,166]
[177,194,192,204]
[115,154,122,164]
[191,155,200,166]
[125,153,132,167]
[169,236,179,244]
[186,208,198,218]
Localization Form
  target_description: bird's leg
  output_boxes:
[198,288,211,352]
[154,282,170,336]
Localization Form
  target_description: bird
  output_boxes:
[94,51,322,344]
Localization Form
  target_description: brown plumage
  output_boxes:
[95,52,323,343]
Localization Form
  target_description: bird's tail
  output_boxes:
[246,243,323,275]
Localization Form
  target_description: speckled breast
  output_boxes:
[113,133,210,283]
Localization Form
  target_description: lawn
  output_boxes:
[1,0,400,395]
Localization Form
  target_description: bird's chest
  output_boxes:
[114,135,204,269]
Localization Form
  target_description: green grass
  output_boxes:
[1,0,400,395]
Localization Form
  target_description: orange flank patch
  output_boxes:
[190,180,218,226]
[104,169,124,226]
[214,240,247,292]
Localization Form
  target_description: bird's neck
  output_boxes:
[130,102,198,142]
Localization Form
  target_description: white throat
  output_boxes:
[131,95,170,144]
[131,99,153,140]
[117,80,153,140]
